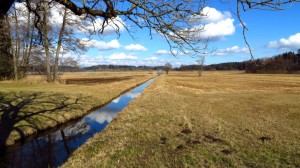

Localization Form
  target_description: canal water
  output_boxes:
[0,78,155,168]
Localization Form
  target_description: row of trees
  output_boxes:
[84,65,165,71]
[0,2,84,81]
[175,50,300,74]
[246,50,300,73]
[175,62,246,71]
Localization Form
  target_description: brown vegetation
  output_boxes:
[63,71,300,167]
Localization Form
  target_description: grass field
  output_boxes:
[63,71,300,167]
[0,72,155,146]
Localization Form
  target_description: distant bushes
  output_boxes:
[174,50,300,74]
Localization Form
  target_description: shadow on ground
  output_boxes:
[0,91,86,154]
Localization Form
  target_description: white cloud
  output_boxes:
[155,50,188,56]
[94,40,121,50]
[144,56,159,61]
[86,110,118,124]
[81,38,120,50]
[267,33,300,49]
[108,53,138,60]
[125,93,141,99]
[46,4,82,30]
[191,7,232,23]
[186,7,235,41]
[216,46,249,56]
[201,19,235,41]
[112,97,120,103]
[124,44,147,51]
[79,53,170,67]
[155,50,171,55]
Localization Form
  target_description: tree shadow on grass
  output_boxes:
[0,91,86,154]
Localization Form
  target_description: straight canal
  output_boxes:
[0,78,155,168]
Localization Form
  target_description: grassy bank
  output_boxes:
[0,72,155,146]
[63,71,300,167]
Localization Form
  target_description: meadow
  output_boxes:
[63,71,300,167]
[0,72,155,146]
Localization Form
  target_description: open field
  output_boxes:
[0,72,155,146]
[63,71,300,167]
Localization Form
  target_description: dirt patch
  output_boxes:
[181,129,193,134]
[192,140,201,144]
[221,149,232,155]
[176,145,185,151]
[203,134,223,143]
[186,138,201,145]
[258,136,272,142]
[160,137,168,144]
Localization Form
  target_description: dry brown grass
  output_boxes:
[0,72,155,146]
[63,71,300,167]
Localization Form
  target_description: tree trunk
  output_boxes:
[42,0,52,82]
[0,15,13,80]
[21,8,31,78]
[13,4,20,80]
[53,7,67,82]
[198,66,202,76]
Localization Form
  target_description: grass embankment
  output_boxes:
[64,71,300,167]
[0,72,155,146]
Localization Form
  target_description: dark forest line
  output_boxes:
[176,50,300,73]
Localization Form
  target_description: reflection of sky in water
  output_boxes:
[84,83,145,130]
[87,110,116,124]
[0,78,155,168]
[125,92,141,99]
[112,97,120,103]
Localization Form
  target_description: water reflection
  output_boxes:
[0,78,155,168]
[125,92,141,99]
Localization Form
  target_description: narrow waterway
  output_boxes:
[0,78,155,168]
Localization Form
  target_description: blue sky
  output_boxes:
[57,2,300,67]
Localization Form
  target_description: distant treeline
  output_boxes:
[83,65,165,71]
[246,51,300,73]
[79,50,300,74]
[174,62,247,71]
[175,50,300,74]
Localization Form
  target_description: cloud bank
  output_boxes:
[188,7,235,41]
[267,33,300,50]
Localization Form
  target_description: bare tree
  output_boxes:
[41,0,52,82]
[60,56,79,68]
[52,4,87,82]
[164,62,172,74]
[8,2,87,82]
[196,55,205,76]
[21,5,36,78]
[12,3,20,80]
[53,6,67,82]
